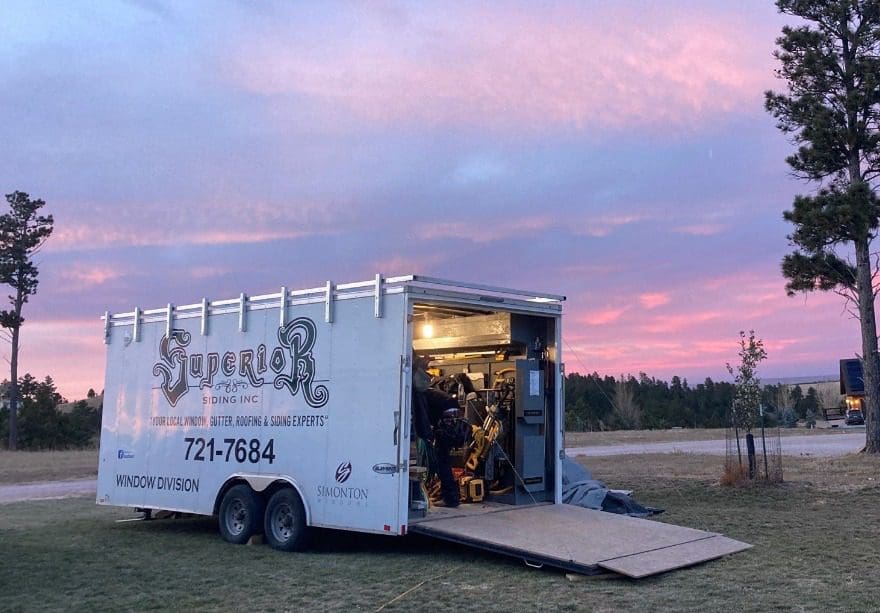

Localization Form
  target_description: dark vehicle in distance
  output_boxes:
[845,409,865,426]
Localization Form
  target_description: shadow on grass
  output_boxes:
[124,510,527,570]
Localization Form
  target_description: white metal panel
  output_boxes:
[98,274,566,541]
[396,295,415,531]
[553,315,563,504]
[98,292,409,535]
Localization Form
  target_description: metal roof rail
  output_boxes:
[100,273,564,336]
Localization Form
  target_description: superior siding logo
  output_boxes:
[152,317,329,408]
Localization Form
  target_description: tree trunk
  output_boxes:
[761,411,769,481]
[7,285,23,451]
[7,322,19,450]
[855,237,880,453]
[746,432,756,480]
[840,16,880,452]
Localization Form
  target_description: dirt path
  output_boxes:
[0,479,96,505]
[566,432,865,458]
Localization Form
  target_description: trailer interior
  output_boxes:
[404,293,751,578]
[407,301,559,518]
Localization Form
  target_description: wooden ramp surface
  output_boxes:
[409,503,751,578]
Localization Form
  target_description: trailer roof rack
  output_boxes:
[101,274,564,343]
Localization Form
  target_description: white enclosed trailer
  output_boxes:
[98,275,749,577]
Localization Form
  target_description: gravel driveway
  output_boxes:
[566,432,866,458]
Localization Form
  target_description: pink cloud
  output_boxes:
[47,224,332,252]
[578,307,628,326]
[703,271,782,293]
[576,214,649,238]
[639,311,723,334]
[639,292,671,310]
[189,266,227,280]
[567,341,631,362]
[60,264,121,288]
[1,318,106,399]
[369,253,450,277]
[415,216,553,243]
[45,196,346,253]
[673,223,726,236]
[561,262,863,382]
[33,264,865,399]
[228,4,777,131]
[564,334,724,377]
[561,263,624,276]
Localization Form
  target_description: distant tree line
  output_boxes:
[0,375,100,449]
[564,372,833,431]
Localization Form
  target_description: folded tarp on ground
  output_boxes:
[562,458,663,518]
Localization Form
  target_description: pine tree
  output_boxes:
[765,1,880,452]
[0,191,54,449]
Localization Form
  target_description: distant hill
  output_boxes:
[57,394,103,414]
[763,375,838,386]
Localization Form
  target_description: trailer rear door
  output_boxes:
[409,503,750,578]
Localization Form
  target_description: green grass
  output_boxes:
[3,453,879,611]
[0,448,98,484]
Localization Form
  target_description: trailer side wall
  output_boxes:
[97,293,409,535]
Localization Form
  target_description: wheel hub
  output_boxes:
[228,500,246,534]
[272,503,294,540]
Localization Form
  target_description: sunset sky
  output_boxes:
[0,1,861,399]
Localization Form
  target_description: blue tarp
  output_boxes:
[561,458,662,518]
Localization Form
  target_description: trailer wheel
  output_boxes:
[218,484,263,544]
[264,488,308,552]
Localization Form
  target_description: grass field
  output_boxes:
[565,426,849,448]
[0,428,852,485]
[3,452,879,611]
[0,449,98,484]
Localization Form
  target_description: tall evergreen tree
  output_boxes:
[765,1,880,451]
[0,191,54,449]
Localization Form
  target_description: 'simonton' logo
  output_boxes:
[152,317,329,408]
[335,462,352,484]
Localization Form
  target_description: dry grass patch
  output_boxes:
[565,426,848,448]
[0,448,98,484]
[719,458,751,486]
[3,452,880,611]
[580,451,880,493]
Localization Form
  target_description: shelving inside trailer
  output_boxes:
[407,301,560,517]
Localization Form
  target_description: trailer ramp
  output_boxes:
[409,503,750,578]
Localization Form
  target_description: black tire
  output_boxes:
[218,484,263,544]
[264,487,309,552]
